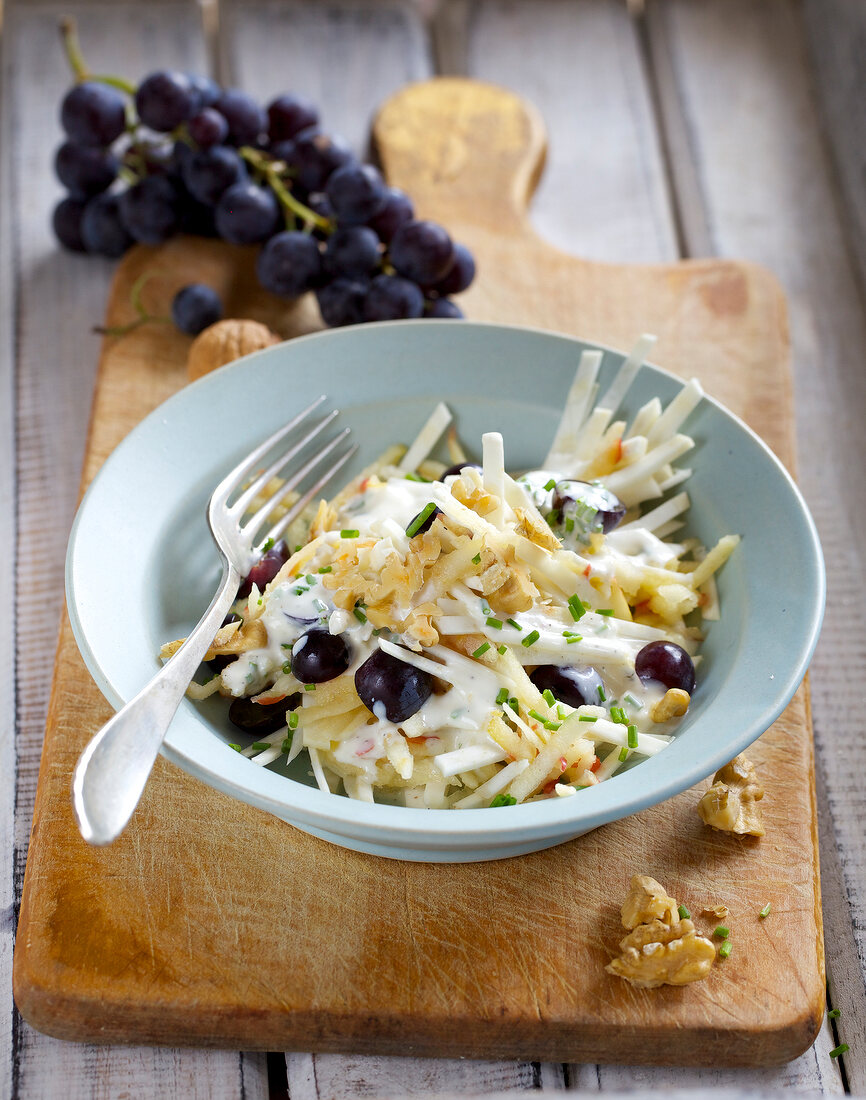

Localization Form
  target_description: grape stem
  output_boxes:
[93,271,171,337]
[240,147,332,234]
[59,17,137,95]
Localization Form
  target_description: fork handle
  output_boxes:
[71,562,241,845]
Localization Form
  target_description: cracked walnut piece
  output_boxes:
[697,754,765,836]
[606,875,716,989]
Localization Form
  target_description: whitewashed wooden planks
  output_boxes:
[644,0,866,1092]
[449,0,679,264]
[2,2,267,1097]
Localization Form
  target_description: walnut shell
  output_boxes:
[187,319,281,380]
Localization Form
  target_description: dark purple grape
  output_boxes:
[316,277,369,327]
[291,628,352,684]
[306,191,335,239]
[171,283,222,335]
[406,504,443,535]
[439,461,480,480]
[118,175,180,243]
[267,93,319,142]
[60,82,126,146]
[424,298,464,319]
[182,145,246,205]
[215,182,280,244]
[238,539,290,598]
[553,480,626,535]
[81,194,133,257]
[432,242,475,295]
[529,665,606,708]
[354,648,433,723]
[54,141,118,197]
[178,195,219,238]
[363,274,424,321]
[216,88,266,145]
[325,163,387,226]
[52,197,88,251]
[228,692,301,735]
[257,231,324,298]
[635,641,696,694]
[389,220,455,285]
[288,129,355,192]
[367,187,414,243]
[324,225,381,279]
[136,70,196,132]
[187,73,221,111]
[188,107,229,148]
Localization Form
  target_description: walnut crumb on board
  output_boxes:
[187,319,281,380]
[606,875,716,989]
[697,754,765,836]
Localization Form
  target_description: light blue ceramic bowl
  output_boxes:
[66,321,824,861]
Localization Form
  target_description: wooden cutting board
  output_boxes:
[13,79,822,1065]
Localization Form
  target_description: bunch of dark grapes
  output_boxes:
[52,24,475,328]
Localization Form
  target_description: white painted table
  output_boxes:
[2,0,864,1096]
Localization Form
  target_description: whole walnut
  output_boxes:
[187,319,281,380]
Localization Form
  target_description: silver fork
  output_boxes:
[72,396,357,846]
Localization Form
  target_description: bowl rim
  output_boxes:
[66,319,826,845]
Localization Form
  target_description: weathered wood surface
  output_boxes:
[3,0,864,1094]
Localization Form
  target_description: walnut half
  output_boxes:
[697,755,765,836]
[187,319,281,380]
[606,875,716,989]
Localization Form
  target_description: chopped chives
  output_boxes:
[566,517,574,533]
[829,1044,848,1059]
[610,706,627,725]
[597,608,614,616]
[828,1008,841,1019]
[618,747,629,763]
[543,478,556,491]
[404,471,431,482]
[597,684,606,702]
[546,721,561,732]
[250,742,270,752]
[718,940,733,959]
[529,709,547,724]
[317,565,332,574]
[521,629,540,648]
[472,552,482,564]
[508,696,519,713]
[490,793,517,807]
[261,537,275,552]
[295,544,303,552]
[566,634,581,644]
[497,644,507,655]
[567,594,585,622]
[228,743,242,752]
[496,688,509,705]
[282,661,292,674]
[627,724,638,748]
[288,712,299,730]
[578,715,597,723]
[574,783,589,790]
[281,736,293,753]
[759,902,772,918]
[677,904,691,920]
[340,529,359,538]
[623,692,642,709]
[507,618,522,630]
[353,607,367,623]
[293,587,307,596]
[542,688,556,708]
[714,926,730,939]
[405,502,438,537]
[305,574,315,585]
[304,683,316,692]
[486,617,503,629]
[472,642,491,658]
[281,642,292,649]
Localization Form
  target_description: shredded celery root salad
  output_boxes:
[162,335,738,809]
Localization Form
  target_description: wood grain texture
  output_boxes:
[453,0,679,264]
[12,76,823,1067]
[2,1,268,1096]
[645,0,866,1089]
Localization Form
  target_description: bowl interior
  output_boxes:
[67,321,824,857]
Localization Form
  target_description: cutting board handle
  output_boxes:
[374,77,546,231]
